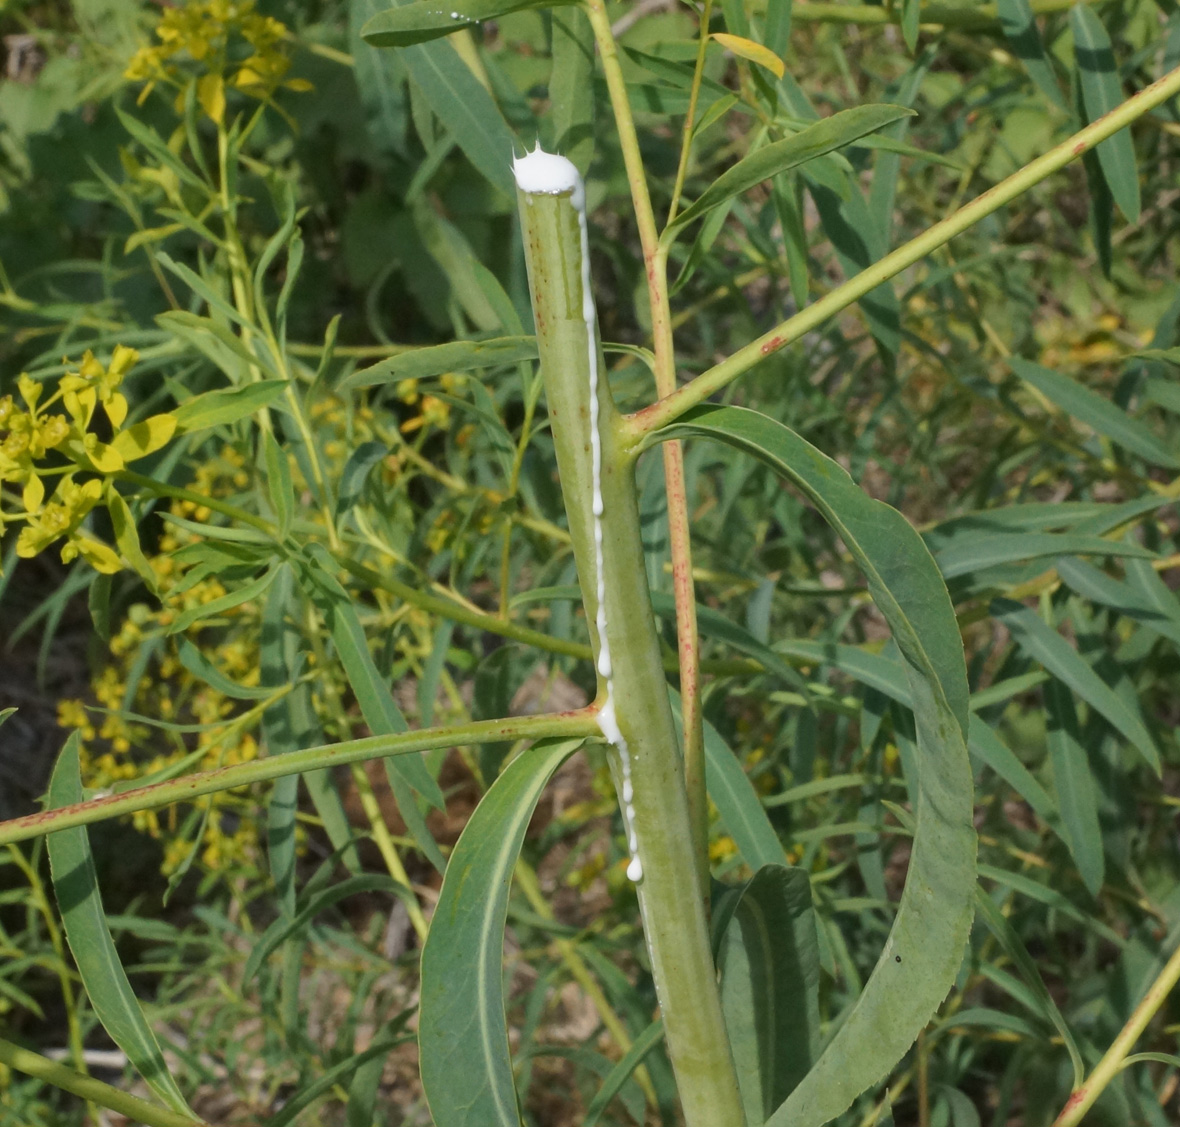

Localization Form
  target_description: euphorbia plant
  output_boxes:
[3,0,1180,1124]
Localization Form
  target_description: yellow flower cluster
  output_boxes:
[124,0,311,124]
[1,347,175,574]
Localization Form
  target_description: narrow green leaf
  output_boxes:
[992,597,1160,773]
[764,0,793,57]
[973,889,1086,1086]
[46,736,195,1117]
[997,0,1067,108]
[343,336,538,388]
[419,738,583,1127]
[335,441,389,517]
[105,486,158,594]
[549,6,595,175]
[676,689,786,870]
[264,430,294,539]
[900,0,919,50]
[654,406,976,1127]
[243,874,411,985]
[166,567,280,635]
[583,1021,664,1127]
[362,0,574,46]
[665,105,914,236]
[176,638,274,700]
[1056,556,1180,647]
[1045,680,1104,896]
[936,531,1153,579]
[1072,3,1140,222]
[172,380,288,434]
[351,0,412,165]
[296,556,447,836]
[967,719,1058,826]
[262,567,362,896]
[717,865,820,1120]
[399,37,518,196]
[1012,358,1180,468]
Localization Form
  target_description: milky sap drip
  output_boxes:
[512,146,642,883]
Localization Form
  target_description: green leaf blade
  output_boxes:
[46,736,195,1118]
[419,738,583,1127]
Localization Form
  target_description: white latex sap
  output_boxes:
[512,146,642,882]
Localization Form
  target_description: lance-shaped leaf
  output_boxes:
[46,736,195,1118]
[419,738,584,1127]
[1072,4,1140,223]
[715,865,820,1121]
[651,405,976,1127]
[1012,358,1180,469]
[172,380,289,434]
[342,336,538,388]
[663,104,913,237]
[992,597,1160,773]
[362,0,575,47]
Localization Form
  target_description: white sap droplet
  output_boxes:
[627,856,644,882]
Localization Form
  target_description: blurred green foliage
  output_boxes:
[0,0,1179,1123]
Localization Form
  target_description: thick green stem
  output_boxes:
[625,62,1180,441]
[515,175,746,1127]
[0,1038,206,1127]
[0,711,597,848]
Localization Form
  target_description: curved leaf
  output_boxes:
[46,736,195,1117]
[419,737,584,1127]
[664,105,914,236]
[652,405,976,1127]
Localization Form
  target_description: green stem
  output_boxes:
[0,1038,205,1127]
[585,0,709,887]
[625,62,1180,442]
[1051,937,1180,1126]
[0,711,597,849]
[515,179,745,1127]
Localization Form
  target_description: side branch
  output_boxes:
[0,710,600,848]
[623,63,1180,442]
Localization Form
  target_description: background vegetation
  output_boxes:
[0,0,1179,1124]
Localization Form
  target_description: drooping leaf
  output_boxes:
[652,405,976,1127]
[1012,358,1180,468]
[419,738,583,1127]
[997,0,1067,108]
[343,336,538,388]
[46,736,195,1117]
[1045,680,1105,896]
[664,105,913,236]
[1056,556,1180,648]
[991,597,1160,773]
[1072,3,1141,223]
[716,865,820,1121]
